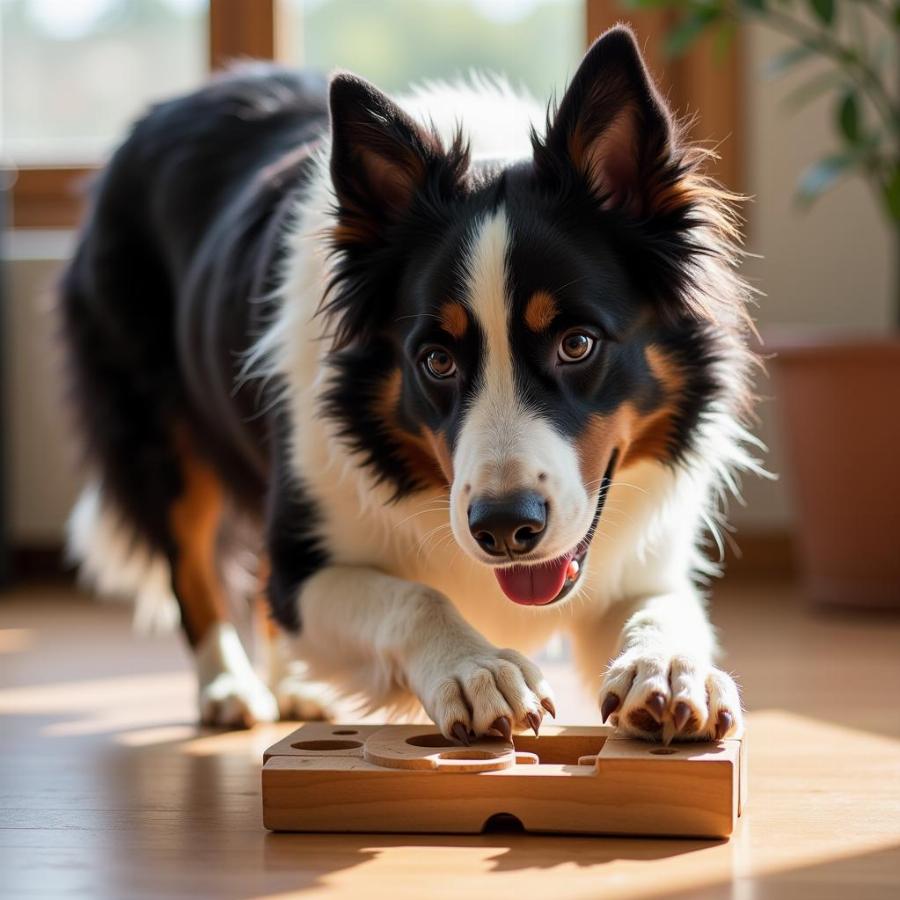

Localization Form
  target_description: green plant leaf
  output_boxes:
[664,7,721,58]
[808,0,835,25]
[836,90,861,145]
[741,0,766,11]
[713,20,737,63]
[797,153,854,205]
[764,43,817,77]
[620,0,681,9]
[781,69,846,111]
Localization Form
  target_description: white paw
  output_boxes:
[198,671,279,728]
[419,646,556,743]
[600,652,743,742]
[272,674,333,721]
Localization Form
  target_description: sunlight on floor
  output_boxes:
[210,711,900,900]
[0,627,34,654]
[2,587,899,898]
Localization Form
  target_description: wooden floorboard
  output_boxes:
[1,579,899,899]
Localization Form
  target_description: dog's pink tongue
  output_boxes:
[495,556,571,606]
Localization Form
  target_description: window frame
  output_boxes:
[586,1,743,192]
[5,0,276,228]
[5,0,740,229]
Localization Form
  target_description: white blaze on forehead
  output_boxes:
[451,208,594,559]
[457,207,527,485]
[463,209,514,395]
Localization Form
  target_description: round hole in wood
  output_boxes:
[405,733,457,748]
[650,747,678,755]
[291,739,363,751]
[332,729,358,735]
[438,750,500,761]
[483,812,525,833]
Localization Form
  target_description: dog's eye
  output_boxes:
[558,330,595,364]
[423,347,458,380]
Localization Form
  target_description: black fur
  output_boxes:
[265,409,330,631]
[60,65,331,635]
[62,27,731,639]
[320,31,727,499]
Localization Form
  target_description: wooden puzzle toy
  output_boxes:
[262,722,746,838]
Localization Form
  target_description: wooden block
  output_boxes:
[262,722,379,762]
[262,723,744,838]
[591,738,741,838]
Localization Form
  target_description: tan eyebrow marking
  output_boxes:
[524,290,559,333]
[644,345,684,396]
[439,301,469,339]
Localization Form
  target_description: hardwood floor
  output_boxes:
[1,579,899,899]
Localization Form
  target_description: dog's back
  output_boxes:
[61,66,327,640]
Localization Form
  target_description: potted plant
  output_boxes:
[624,0,900,606]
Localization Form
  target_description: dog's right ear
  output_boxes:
[533,26,675,218]
[329,74,467,246]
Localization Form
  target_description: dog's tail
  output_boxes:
[66,483,178,632]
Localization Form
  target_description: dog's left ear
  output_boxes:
[329,74,467,245]
[534,25,675,217]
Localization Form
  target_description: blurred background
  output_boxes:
[1,0,897,602]
[2,10,898,895]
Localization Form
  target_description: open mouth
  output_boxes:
[493,451,618,607]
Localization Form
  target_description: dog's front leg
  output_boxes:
[578,591,743,742]
[294,566,555,741]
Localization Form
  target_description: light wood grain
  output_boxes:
[1,580,899,899]
[361,724,515,774]
[263,726,740,837]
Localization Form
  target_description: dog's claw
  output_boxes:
[715,710,733,740]
[646,692,666,722]
[601,693,620,723]
[490,716,512,741]
[526,711,542,736]
[673,701,692,732]
[541,698,556,719]
[451,722,471,745]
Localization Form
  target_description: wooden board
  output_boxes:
[262,722,745,838]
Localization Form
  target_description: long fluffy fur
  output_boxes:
[62,27,760,739]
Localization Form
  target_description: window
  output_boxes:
[2,0,740,227]
[1,0,207,164]
[280,0,582,103]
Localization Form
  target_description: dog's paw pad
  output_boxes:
[198,672,279,729]
[600,653,743,742]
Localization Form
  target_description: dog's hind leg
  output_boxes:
[262,613,334,722]
[168,433,278,727]
[59,149,275,727]
[253,561,332,721]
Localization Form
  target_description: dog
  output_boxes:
[61,25,760,742]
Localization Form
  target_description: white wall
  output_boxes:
[737,23,894,529]
[3,231,79,543]
[2,23,895,542]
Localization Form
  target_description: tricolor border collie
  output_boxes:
[62,26,760,743]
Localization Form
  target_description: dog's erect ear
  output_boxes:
[329,74,466,244]
[534,25,675,217]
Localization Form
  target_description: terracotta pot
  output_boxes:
[769,334,900,608]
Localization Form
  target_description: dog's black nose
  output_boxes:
[468,491,547,556]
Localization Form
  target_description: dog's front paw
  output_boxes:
[600,652,742,742]
[198,672,279,729]
[420,646,556,743]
